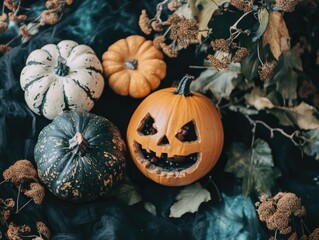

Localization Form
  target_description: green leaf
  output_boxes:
[225,139,281,196]
[110,179,142,205]
[240,42,260,82]
[191,63,241,100]
[144,201,157,216]
[169,182,211,218]
[266,49,302,101]
[252,8,269,42]
[175,0,230,39]
[302,129,319,160]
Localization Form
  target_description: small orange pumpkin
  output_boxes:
[127,75,224,186]
[102,35,167,98]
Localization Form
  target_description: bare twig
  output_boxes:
[244,115,305,147]
[16,198,33,214]
[15,183,22,214]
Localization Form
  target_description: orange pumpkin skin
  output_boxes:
[127,75,224,186]
[102,35,167,98]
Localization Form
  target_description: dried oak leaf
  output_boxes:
[263,11,290,60]
[3,160,39,186]
[225,139,281,196]
[169,182,211,218]
[191,62,241,101]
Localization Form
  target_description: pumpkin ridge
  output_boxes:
[22,74,52,90]
[42,49,53,60]
[126,35,146,55]
[26,61,46,66]
[69,78,96,101]
[62,84,70,111]
[129,71,151,98]
[138,71,160,90]
[37,82,52,116]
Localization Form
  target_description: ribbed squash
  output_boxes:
[20,40,104,120]
[102,35,166,98]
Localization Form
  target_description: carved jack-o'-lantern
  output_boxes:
[127,75,224,186]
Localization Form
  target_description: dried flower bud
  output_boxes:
[232,47,249,62]
[0,21,8,33]
[211,39,229,53]
[37,222,51,239]
[7,222,31,240]
[288,232,298,240]
[1,13,8,21]
[257,200,276,221]
[65,0,73,5]
[3,160,39,186]
[256,192,307,236]
[41,10,59,25]
[309,227,319,240]
[5,198,15,208]
[258,60,277,81]
[139,10,152,35]
[9,13,27,24]
[275,0,299,13]
[208,54,229,71]
[151,21,163,32]
[167,1,182,11]
[160,43,178,58]
[163,14,180,25]
[153,36,166,49]
[1,209,10,224]
[170,17,198,47]
[230,0,254,12]
[45,0,60,9]
[300,235,308,240]
[24,182,45,204]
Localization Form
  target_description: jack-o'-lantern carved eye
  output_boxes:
[175,121,198,142]
[137,114,157,136]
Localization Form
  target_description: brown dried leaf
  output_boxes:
[263,11,290,59]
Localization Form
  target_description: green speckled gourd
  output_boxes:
[34,111,126,203]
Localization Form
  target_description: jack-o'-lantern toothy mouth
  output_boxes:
[134,142,198,172]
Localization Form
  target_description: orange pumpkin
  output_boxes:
[102,35,167,98]
[127,75,224,186]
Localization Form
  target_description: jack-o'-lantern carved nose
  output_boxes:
[158,135,170,146]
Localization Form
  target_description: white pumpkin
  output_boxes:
[20,40,104,120]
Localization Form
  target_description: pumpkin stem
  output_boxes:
[124,58,138,70]
[54,56,69,76]
[173,75,194,96]
[69,132,88,156]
